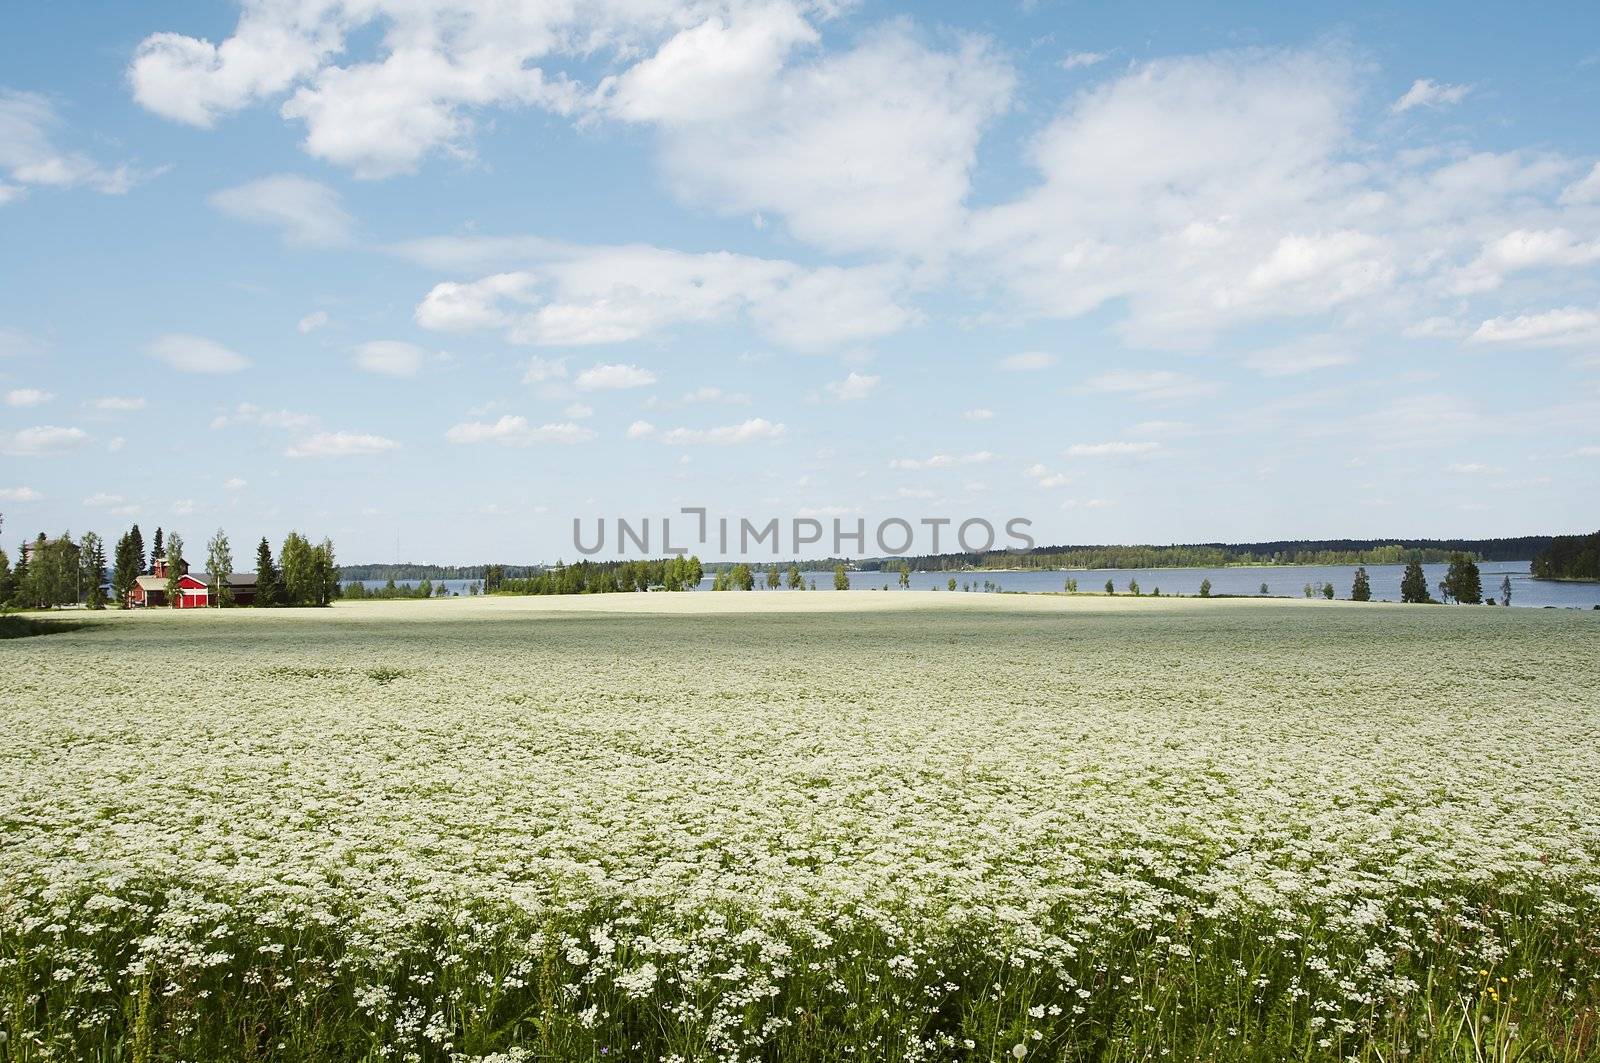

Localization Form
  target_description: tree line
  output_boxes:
[1530,530,1600,581]
[0,519,339,609]
[489,556,706,595]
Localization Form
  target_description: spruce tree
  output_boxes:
[1443,553,1482,604]
[151,527,164,573]
[254,537,282,606]
[1400,560,1429,603]
[112,532,138,607]
[1351,567,1372,602]
[129,524,145,576]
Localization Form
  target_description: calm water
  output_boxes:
[701,561,1600,609]
[346,564,1599,609]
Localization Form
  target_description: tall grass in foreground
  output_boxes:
[4,878,1596,1061]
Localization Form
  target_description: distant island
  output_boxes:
[342,535,1560,580]
[1530,530,1600,581]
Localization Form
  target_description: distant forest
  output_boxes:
[343,536,1557,580]
[858,536,1554,572]
[1531,531,1600,581]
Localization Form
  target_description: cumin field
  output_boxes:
[1,594,1598,1062]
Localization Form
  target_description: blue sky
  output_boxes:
[2,1,1598,564]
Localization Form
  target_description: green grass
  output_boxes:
[1,594,1597,1062]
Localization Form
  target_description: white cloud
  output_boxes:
[1083,370,1219,403]
[1,425,90,456]
[1447,462,1502,475]
[889,450,994,470]
[652,386,751,408]
[209,174,352,245]
[147,333,251,373]
[1025,464,1073,488]
[5,387,52,407]
[1000,351,1057,372]
[223,477,247,491]
[353,339,428,377]
[0,486,41,503]
[1065,440,1159,457]
[659,418,786,445]
[1060,51,1108,70]
[297,310,329,333]
[91,396,146,412]
[575,363,657,390]
[1560,162,1600,205]
[83,492,125,508]
[625,419,657,440]
[1469,308,1600,347]
[211,403,316,431]
[0,89,137,199]
[521,356,568,384]
[284,430,401,457]
[445,415,595,446]
[408,241,913,352]
[824,371,879,401]
[1448,228,1600,293]
[1391,78,1470,114]
[962,407,994,421]
[564,402,594,419]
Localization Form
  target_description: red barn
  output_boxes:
[127,555,256,608]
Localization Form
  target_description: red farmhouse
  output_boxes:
[128,555,257,608]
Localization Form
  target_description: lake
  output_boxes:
[347,563,1598,609]
[700,560,1600,608]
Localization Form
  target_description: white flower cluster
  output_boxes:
[1,595,1597,1060]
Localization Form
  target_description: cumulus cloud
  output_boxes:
[1,425,90,455]
[445,415,595,446]
[658,418,786,445]
[1560,162,1600,205]
[575,363,657,390]
[1064,440,1160,457]
[407,241,913,352]
[209,174,352,245]
[5,387,52,407]
[147,333,251,373]
[284,430,401,457]
[210,403,316,431]
[0,486,41,502]
[824,371,879,401]
[889,451,994,470]
[1391,78,1470,114]
[1060,51,1108,70]
[605,19,1014,256]
[521,356,568,384]
[0,90,138,199]
[625,419,657,440]
[353,339,428,377]
[1469,308,1600,347]
[297,310,329,333]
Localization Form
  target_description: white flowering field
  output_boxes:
[2,594,1598,1062]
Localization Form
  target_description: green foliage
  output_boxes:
[833,564,849,591]
[80,531,107,609]
[1530,529,1599,581]
[1442,553,1482,604]
[1128,578,1140,595]
[1322,582,1335,600]
[254,538,283,606]
[1351,567,1372,602]
[495,556,705,596]
[205,528,233,607]
[1104,579,1115,595]
[1499,575,1512,607]
[767,564,781,590]
[787,564,803,590]
[112,531,140,607]
[163,532,185,604]
[280,532,315,606]
[1198,578,1212,598]
[1259,582,1269,595]
[1400,560,1430,604]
